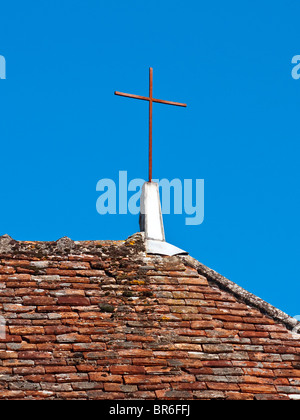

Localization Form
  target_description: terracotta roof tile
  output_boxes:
[0,232,299,400]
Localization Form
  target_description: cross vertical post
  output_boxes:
[114,67,187,182]
[149,67,153,182]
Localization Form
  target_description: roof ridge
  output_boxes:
[180,254,300,334]
[0,234,129,256]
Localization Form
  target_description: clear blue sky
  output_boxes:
[0,1,299,318]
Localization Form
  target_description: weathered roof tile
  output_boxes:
[0,232,299,400]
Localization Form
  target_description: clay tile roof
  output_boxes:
[0,232,299,400]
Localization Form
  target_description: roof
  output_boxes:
[0,232,299,400]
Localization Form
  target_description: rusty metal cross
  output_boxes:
[114,67,187,182]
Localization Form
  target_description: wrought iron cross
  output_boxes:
[114,67,187,182]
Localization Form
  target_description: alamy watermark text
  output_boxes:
[0,55,6,79]
[96,171,204,226]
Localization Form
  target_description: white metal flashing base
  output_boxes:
[139,182,188,256]
[146,239,188,256]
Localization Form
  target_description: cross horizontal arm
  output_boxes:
[114,91,150,102]
[153,98,187,107]
[114,91,187,107]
